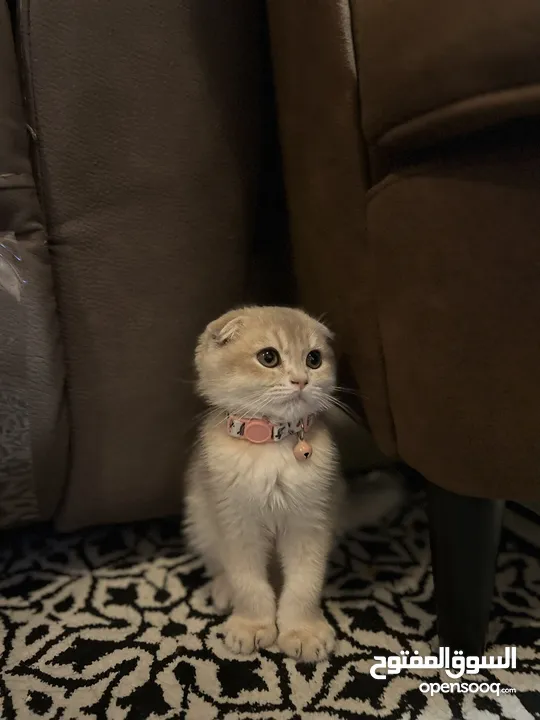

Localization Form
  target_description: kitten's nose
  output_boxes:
[290,378,308,390]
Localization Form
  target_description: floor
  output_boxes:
[0,496,538,719]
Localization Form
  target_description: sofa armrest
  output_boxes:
[0,0,67,527]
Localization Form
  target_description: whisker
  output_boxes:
[223,390,276,425]
[320,394,364,425]
[205,391,266,430]
[333,386,358,396]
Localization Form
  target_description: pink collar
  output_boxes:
[227,414,314,444]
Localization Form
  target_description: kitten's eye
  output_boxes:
[306,350,322,369]
[257,347,281,368]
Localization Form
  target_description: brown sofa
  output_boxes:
[0,0,290,531]
[268,0,540,654]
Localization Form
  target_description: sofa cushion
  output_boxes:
[367,127,540,500]
[351,0,540,151]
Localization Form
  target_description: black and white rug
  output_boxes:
[0,497,538,720]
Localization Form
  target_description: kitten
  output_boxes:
[185,306,402,662]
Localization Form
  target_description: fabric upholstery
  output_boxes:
[369,125,540,499]
[0,1,67,526]
[270,1,540,499]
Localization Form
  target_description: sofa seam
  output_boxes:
[372,81,540,149]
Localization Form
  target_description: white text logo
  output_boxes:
[370,646,517,680]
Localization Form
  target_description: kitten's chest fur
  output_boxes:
[202,421,339,517]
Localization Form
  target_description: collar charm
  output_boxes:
[293,423,312,461]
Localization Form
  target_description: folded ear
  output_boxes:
[314,317,334,343]
[206,310,245,347]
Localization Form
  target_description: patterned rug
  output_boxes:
[0,496,538,720]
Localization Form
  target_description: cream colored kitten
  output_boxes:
[185,306,399,663]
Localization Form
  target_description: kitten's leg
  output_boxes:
[186,516,233,613]
[184,464,233,614]
[220,518,277,654]
[276,520,335,662]
[210,572,233,614]
[185,457,275,651]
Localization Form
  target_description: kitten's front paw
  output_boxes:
[223,614,277,655]
[278,616,336,662]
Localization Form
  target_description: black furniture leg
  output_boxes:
[426,480,505,656]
